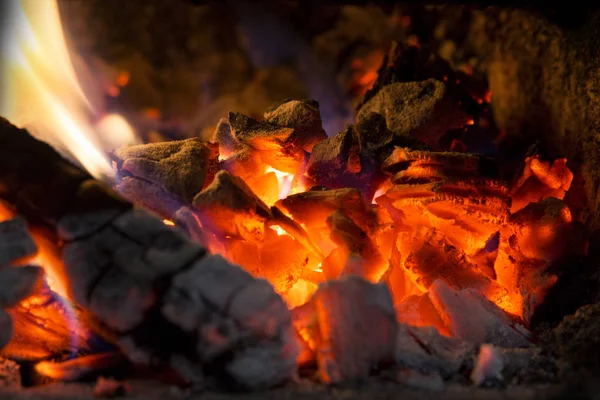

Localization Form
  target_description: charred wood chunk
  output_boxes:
[507,197,572,262]
[307,126,353,180]
[192,170,272,242]
[0,218,37,266]
[395,323,474,378]
[263,99,328,152]
[212,118,242,158]
[229,112,294,148]
[277,187,373,230]
[113,138,219,208]
[355,112,394,153]
[161,254,297,390]
[225,112,305,174]
[306,125,384,197]
[227,232,311,295]
[327,211,388,282]
[396,293,450,337]
[0,265,43,308]
[357,79,470,146]
[400,230,494,293]
[510,155,573,213]
[297,276,397,384]
[113,176,185,218]
[220,147,267,181]
[355,112,430,163]
[382,146,499,179]
[428,280,530,348]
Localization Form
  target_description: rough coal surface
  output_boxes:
[357,79,469,146]
[264,99,327,152]
[554,303,600,370]
[113,138,218,203]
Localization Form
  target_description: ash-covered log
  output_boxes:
[0,117,298,390]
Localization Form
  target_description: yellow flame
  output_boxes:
[266,166,305,200]
[0,0,137,180]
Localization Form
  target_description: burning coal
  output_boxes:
[0,0,588,394]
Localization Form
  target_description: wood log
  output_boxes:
[0,265,43,308]
[0,117,297,389]
[0,218,38,266]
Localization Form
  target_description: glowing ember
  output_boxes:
[0,0,137,179]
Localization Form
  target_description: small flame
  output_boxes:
[270,225,287,236]
[163,219,175,226]
[0,0,138,180]
[266,166,296,200]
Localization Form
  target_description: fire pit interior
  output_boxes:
[1,0,600,399]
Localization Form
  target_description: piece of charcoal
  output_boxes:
[0,218,37,266]
[510,155,573,213]
[507,197,572,262]
[264,99,327,152]
[357,79,470,146]
[306,126,353,180]
[276,187,373,230]
[395,324,474,378]
[229,112,294,147]
[327,210,389,282]
[113,138,219,206]
[192,170,273,242]
[395,293,451,336]
[220,147,268,181]
[400,229,496,294]
[212,118,242,158]
[428,280,530,348]
[295,276,397,384]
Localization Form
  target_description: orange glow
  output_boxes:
[116,71,130,87]
[35,352,123,381]
[0,0,574,369]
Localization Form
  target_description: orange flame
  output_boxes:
[0,0,138,180]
